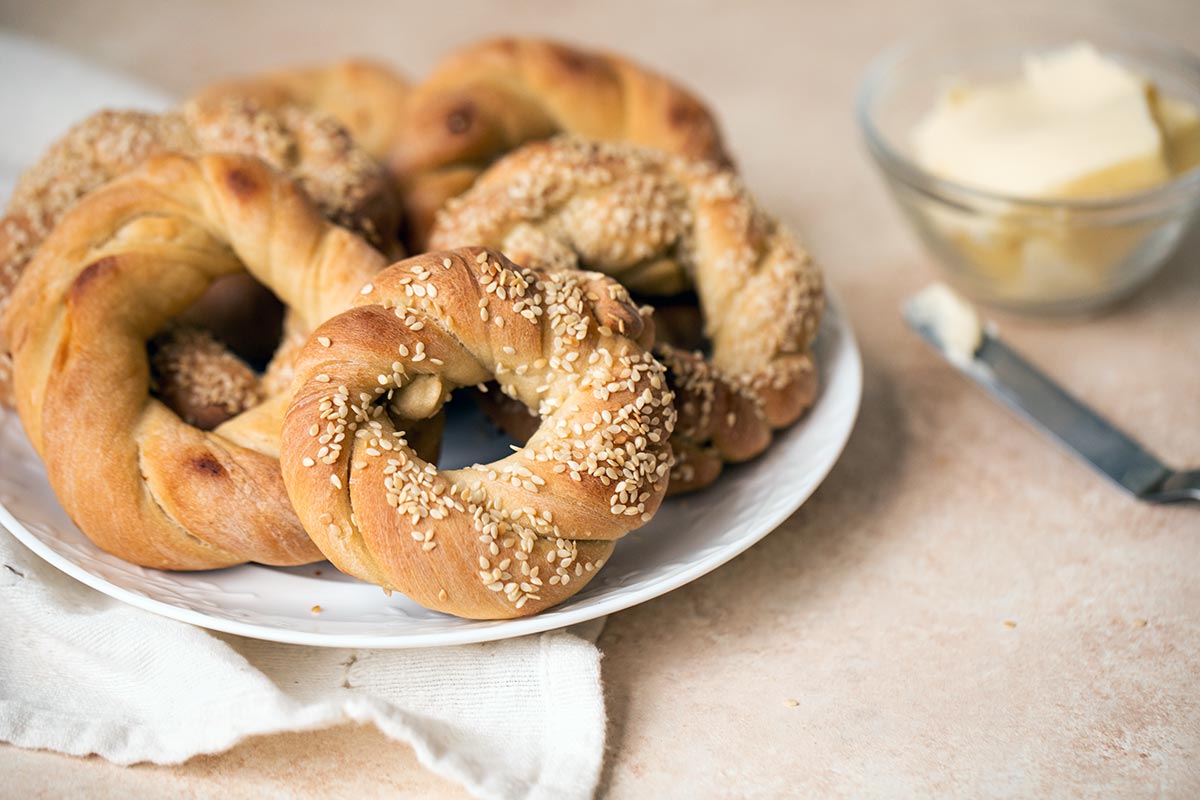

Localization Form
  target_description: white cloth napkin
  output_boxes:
[0,525,608,799]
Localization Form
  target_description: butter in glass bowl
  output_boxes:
[859,27,1200,313]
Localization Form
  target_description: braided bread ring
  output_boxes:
[0,102,399,409]
[429,137,824,493]
[389,37,732,247]
[280,247,675,619]
[4,153,386,570]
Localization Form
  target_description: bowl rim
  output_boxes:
[855,24,1200,217]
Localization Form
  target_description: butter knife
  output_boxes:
[904,284,1199,504]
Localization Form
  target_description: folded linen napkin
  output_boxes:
[0,523,607,799]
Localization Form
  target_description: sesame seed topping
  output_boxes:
[425,139,824,495]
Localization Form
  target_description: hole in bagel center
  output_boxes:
[456,288,709,465]
[638,289,707,354]
[434,390,524,470]
[354,369,522,471]
[145,273,286,430]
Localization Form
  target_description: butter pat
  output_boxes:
[906,283,984,366]
[908,43,1200,307]
[914,43,1175,198]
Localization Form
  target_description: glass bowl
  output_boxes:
[857,20,1200,314]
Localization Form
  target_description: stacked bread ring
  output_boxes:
[429,137,824,493]
[0,37,824,619]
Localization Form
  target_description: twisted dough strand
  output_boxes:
[281,247,675,619]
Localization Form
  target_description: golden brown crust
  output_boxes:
[0,102,400,409]
[429,138,824,493]
[280,247,676,619]
[4,153,387,570]
[183,98,402,254]
[0,110,189,407]
[191,59,412,162]
[389,37,732,246]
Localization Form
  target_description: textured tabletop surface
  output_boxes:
[2,0,1198,797]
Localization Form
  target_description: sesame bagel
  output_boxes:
[4,153,386,570]
[429,137,824,494]
[389,37,732,247]
[279,247,676,619]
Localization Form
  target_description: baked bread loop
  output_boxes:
[429,137,824,493]
[389,37,732,247]
[280,247,676,619]
[191,59,412,162]
[0,101,400,410]
[5,153,387,570]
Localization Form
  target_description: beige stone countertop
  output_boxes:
[2,0,1198,796]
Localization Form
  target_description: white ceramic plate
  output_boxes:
[0,33,863,647]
